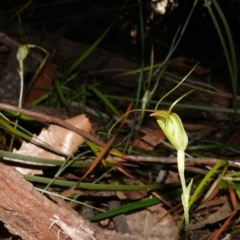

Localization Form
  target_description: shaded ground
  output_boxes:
[0,1,240,239]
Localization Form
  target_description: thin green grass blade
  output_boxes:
[179,160,227,234]
[54,78,67,106]
[203,163,228,201]
[0,150,90,167]
[116,63,163,77]
[25,175,163,191]
[205,0,238,129]
[2,110,35,121]
[88,185,201,221]
[189,160,227,209]
[30,94,48,105]
[135,0,145,110]
[211,0,238,91]
[43,155,80,191]
[105,95,240,114]
[0,118,32,140]
[152,0,198,79]
[176,160,227,237]
[65,28,109,77]
[88,84,121,117]
[88,197,161,221]
[35,187,105,213]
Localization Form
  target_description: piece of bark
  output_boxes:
[0,163,160,240]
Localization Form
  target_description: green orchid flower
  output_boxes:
[150,110,188,151]
[151,109,192,237]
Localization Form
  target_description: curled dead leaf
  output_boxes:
[5,114,91,175]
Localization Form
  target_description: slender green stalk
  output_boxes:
[9,45,30,151]
[178,150,192,236]
[151,110,192,237]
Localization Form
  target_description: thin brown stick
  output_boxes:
[0,102,107,147]
[110,155,240,169]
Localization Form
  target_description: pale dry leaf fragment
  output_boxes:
[50,215,96,240]
[5,114,91,175]
[126,204,177,239]
[191,196,240,230]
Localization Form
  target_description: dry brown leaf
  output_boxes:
[165,171,179,184]
[117,178,148,200]
[133,129,165,150]
[183,123,215,132]
[6,114,91,175]
[25,63,54,103]
[127,204,177,239]
[191,196,240,230]
[167,57,211,75]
